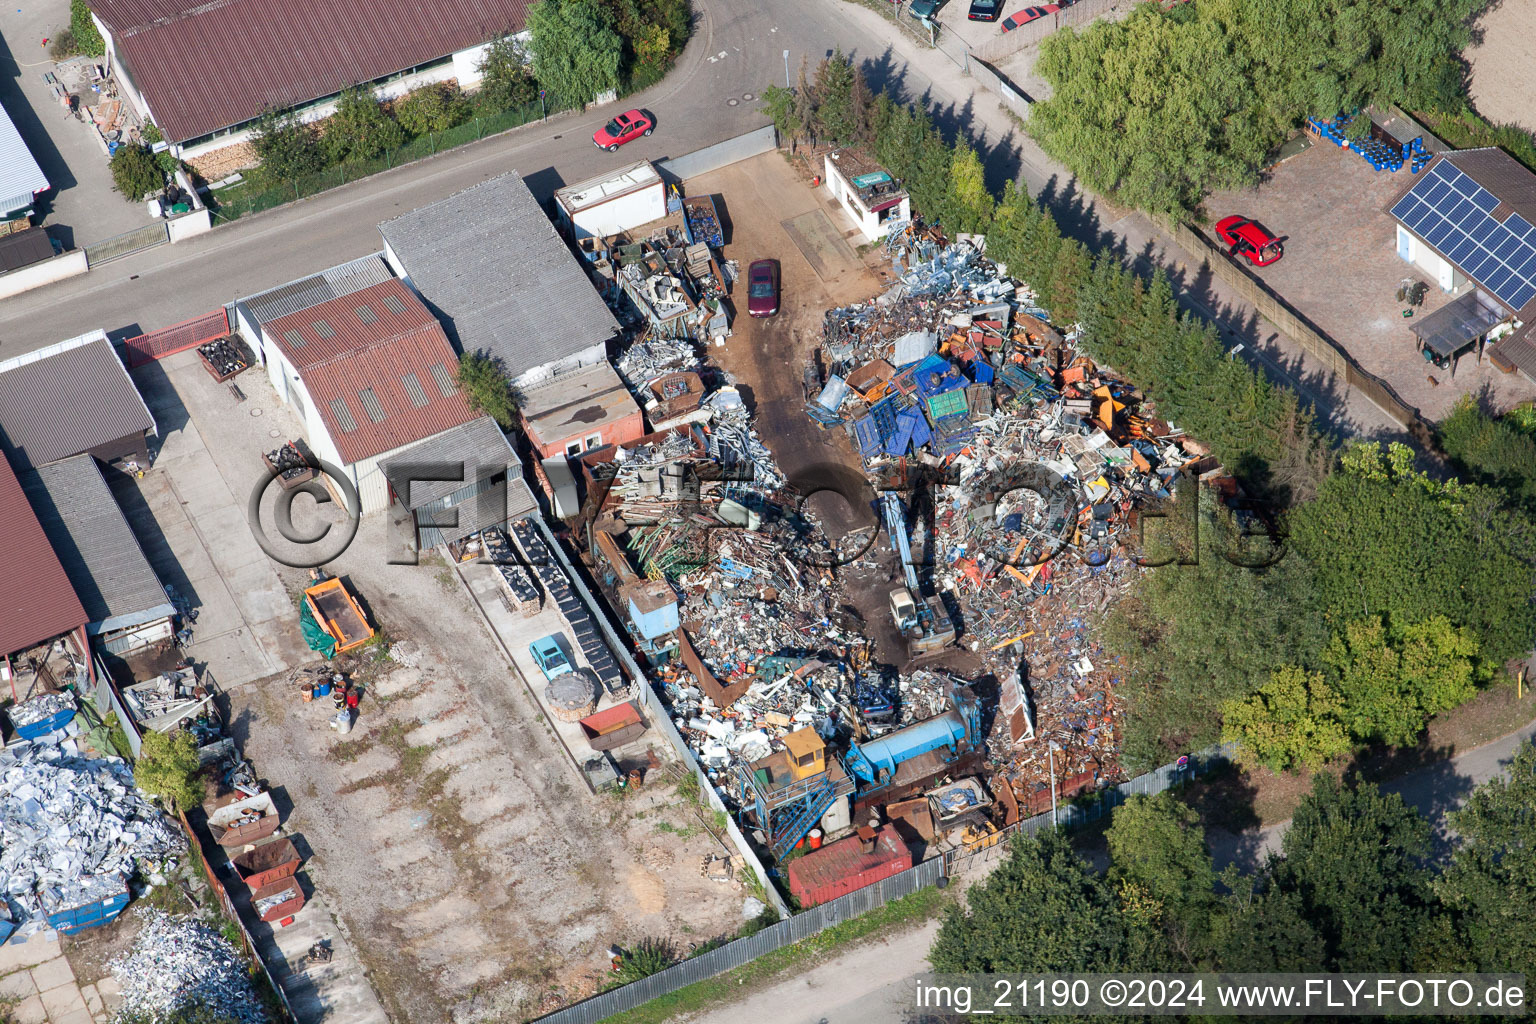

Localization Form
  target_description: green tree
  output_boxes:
[1271,774,1434,971]
[1438,394,1536,504]
[323,85,406,164]
[528,0,623,106]
[456,352,519,429]
[135,731,203,811]
[69,0,105,57]
[931,830,1128,973]
[1106,792,1218,965]
[1219,885,1328,972]
[251,110,324,181]
[759,85,805,150]
[1221,664,1351,772]
[395,83,471,137]
[140,120,163,146]
[942,144,993,235]
[1438,742,1536,976]
[1323,615,1487,747]
[475,34,539,113]
[812,49,859,146]
[109,144,165,202]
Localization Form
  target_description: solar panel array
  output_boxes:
[1391,159,1536,313]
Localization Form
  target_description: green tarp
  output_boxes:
[300,599,337,659]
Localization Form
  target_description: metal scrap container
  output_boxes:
[232,837,300,891]
[787,824,912,908]
[42,877,130,935]
[251,876,305,923]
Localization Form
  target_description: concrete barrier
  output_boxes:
[0,248,89,300]
[971,58,1032,121]
[658,124,779,181]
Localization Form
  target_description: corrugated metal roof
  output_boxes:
[265,279,435,369]
[94,0,528,143]
[19,455,175,634]
[267,282,477,464]
[0,227,56,273]
[0,97,48,214]
[0,454,86,657]
[380,414,533,512]
[379,172,619,379]
[238,253,393,327]
[0,332,157,470]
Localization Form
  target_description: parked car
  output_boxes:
[1008,3,1060,27]
[592,110,653,152]
[746,259,780,317]
[909,0,944,19]
[968,0,1002,20]
[529,635,573,680]
[1215,216,1284,267]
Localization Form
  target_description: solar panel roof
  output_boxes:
[1392,159,1536,313]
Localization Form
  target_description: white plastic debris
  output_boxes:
[109,909,266,1024]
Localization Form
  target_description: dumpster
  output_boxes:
[303,576,374,655]
[682,194,723,249]
[207,791,280,847]
[6,692,77,741]
[251,876,304,923]
[42,875,130,935]
[232,838,300,891]
[578,702,647,752]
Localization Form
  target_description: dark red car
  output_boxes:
[592,109,653,152]
[746,259,780,318]
[1215,215,1283,267]
[1003,3,1060,28]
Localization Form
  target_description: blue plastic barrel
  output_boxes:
[316,681,332,697]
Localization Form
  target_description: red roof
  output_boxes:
[265,280,477,464]
[787,825,913,908]
[0,455,86,657]
[94,0,528,143]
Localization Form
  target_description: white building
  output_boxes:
[823,150,911,244]
[554,161,667,241]
[88,0,528,167]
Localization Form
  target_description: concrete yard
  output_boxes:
[1202,137,1536,423]
[137,348,751,1022]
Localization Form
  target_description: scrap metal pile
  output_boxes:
[590,223,733,345]
[109,909,268,1024]
[809,232,1221,800]
[0,732,184,935]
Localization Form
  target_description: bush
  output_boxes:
[141,120,163,146]
[322,85,406,164]
[476,35,540,113]
[48,29,77,61]
[613,939,677,984]
[69,0,105,57]
[251,110,324,182]
[135,731,203,811]
[395,83,471,137]
[109,144,165,201]
[456,352,518,429]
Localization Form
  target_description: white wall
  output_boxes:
[565,181,666,240]
[510,341,609,391]
[0,249,88,300]
[166,208,212,242]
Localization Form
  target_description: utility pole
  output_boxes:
[1048,740,1060,827]
[783,50,791,88]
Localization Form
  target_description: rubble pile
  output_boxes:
[810,231,1222,798]
[109,909,267,1024]
[0,735,184,933]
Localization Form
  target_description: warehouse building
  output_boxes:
[379,171,621,390]
[381,415,538,551]
[0,453,89,681]
[88,0,528,171]
[1389,148,1536,380]
[0,331,157,471]
[519,362,644,461]
[0,97,49,221]
[19,454,176,654]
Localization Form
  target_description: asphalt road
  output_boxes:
[687,722,1536,1024]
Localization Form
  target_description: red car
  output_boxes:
[1215,216,1283,267]
[746,259,780,318]
[1003,3,1060,28]
[592,110,653,152]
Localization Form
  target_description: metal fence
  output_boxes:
[533,856,946,1024]
[85,222,170,265]
[119,308,230,368]
[971,0,1129,62]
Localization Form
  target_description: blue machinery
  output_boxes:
[737,764,856,861]
[844,685,981,787]
[879,493,956,653]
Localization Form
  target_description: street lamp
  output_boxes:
[783,50,791,88]
[1048,740,1061,827]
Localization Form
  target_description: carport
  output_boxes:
[1410,291,1505,377]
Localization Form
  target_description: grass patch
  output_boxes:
[1412,107,1536,175]
[595,885,952,1023]
[327,732,376,764]
[653,820,701,839]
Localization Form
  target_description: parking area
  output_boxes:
[125,345,750,1021]
[0,0,150,247]
[1203,138,1536,421]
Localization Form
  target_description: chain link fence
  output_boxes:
[207,97,565,224]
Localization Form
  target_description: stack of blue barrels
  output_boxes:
[1308,113,1408,172]
[1405,136,1431,173]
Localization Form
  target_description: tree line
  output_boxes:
[935,752,1536,1007]
[764,55,1536,776]
[1025,0,1489,213]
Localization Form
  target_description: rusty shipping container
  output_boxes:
[787,824,913,908]
[232,838,300,891]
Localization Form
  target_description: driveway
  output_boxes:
[0,0,150,248]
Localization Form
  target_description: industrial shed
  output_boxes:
[381,415,537,549]
[0,97,49,220]
[0,331,156,471]
[19,454,176,653]
[519,362,644,461]
[0,453,88,670]
[554,161,667,241]
[379,171,621,389]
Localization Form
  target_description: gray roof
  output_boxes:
[1411,291,1506,359]
[0,332,157,470]
[20,455,176,634]
[238,253,394,327]
[0,97,48,216]
[378,172,619,378]
[379,415,536,514]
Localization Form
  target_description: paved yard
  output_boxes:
[0,0,151,248]
[0,932,120,1024]
[1202,138,1536,422]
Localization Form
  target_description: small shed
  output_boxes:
[787,824,912,908]
[822,151,910,244]
[555,161,666,241]
[622,578,678,640]
[1409,291,1505,374]
[520,363,645,461]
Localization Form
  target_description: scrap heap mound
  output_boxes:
[0,726,184,935]
[109,909,268,1024]
[809,230,1223,810]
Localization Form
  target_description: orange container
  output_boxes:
[808,829,824,850]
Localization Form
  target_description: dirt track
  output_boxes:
[1464,2,1536,133]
